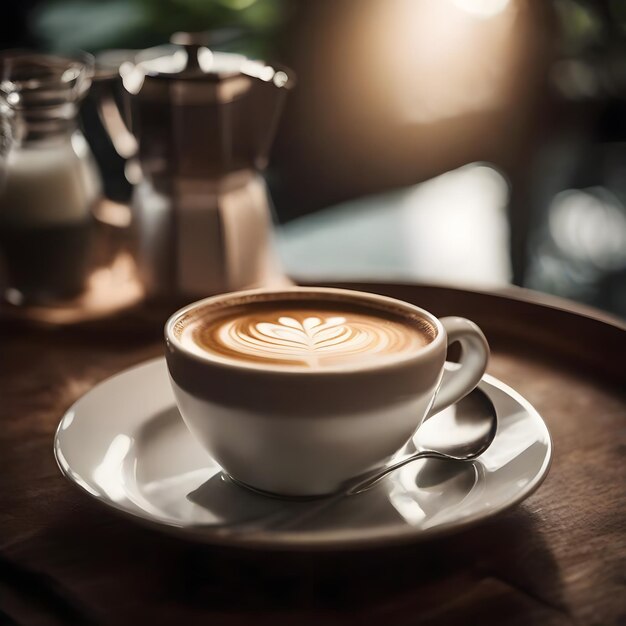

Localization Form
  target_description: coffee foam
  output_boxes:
[176,299,436,369]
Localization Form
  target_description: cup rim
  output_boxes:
[165,286,445,375]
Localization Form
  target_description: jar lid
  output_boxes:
[0,50,93,110]
[129,31,294,88]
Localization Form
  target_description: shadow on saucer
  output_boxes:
[186,472,315,525]
[186,457,480,535]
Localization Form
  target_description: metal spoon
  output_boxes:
[344,387,497,495]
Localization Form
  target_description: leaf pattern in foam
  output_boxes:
[254,316,350,351]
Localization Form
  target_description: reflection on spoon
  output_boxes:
[389,460,484,527]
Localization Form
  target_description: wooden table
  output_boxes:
[1,282,625,626]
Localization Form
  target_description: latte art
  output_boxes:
[181,303,435,368]
[218,314,414,366]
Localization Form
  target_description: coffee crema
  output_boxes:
[177,300,436,369]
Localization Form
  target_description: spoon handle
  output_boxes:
[345,450,450,495]
[272,451,449,531]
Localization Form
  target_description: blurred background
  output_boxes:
[2,0,626,317]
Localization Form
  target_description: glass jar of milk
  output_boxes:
[0,51,101,304]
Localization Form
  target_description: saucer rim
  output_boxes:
[53,357,553,550]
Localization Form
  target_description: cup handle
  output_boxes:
[427,317,490,418]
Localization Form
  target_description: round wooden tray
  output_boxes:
[0,281,624,625]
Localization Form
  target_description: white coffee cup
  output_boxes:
[165,287,489,497]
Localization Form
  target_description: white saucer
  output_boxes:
[54,358,552,549]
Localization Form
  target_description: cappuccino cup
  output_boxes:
[165,287,489,496]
